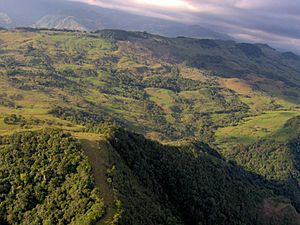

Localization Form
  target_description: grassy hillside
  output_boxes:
[1,28,299,142]
[1,28,300,224]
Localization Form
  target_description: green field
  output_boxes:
[216,110,300,149]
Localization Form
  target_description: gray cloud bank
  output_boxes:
[74,0,300,53]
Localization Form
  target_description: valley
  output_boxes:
[1,28,300,224]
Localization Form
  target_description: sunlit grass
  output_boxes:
[215,110,300,149]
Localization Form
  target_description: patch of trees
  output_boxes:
[236,43,263,58]
[3,114,26,125]
[107,128,295,225]
[59,68,97,78]
[95,30,149,42]
[143,76,204,92]
[50,106,105,125]
[100,84,146,101]
[232,139,300,212]
[7,70,82,93]
[0,98,17,109]
[98,71,147,100]
[49,106,122,126]
[229,117,300,211]
[0,130,105,224]
[84,122,119,138]
[15,27,86,33]
[3,114,54,128]
[174,38,219,49]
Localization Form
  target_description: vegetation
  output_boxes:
[2,29,298,141]
[1,28,300,224]
[106,128,300,225]
[0,130,105,224]
[220,116,300,211]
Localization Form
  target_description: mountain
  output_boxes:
[33,15,87,31]
[0,12,11,26]
[1,28,300,224]
[0,0,231,39]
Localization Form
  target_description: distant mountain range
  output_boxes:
[0,0,231,40]
[33,15,87,31]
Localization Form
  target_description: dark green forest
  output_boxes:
[0,130,105,225]
[106,128,300,225]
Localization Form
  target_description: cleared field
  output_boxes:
[215,110,300,149]
[145,88,177,113]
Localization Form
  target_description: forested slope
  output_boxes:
[2,128,300,225]
[105,128,300,225]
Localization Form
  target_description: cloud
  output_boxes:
[72,0,300,53]
[133,0,197,10]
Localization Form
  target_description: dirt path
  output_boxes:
[76,133,116,225]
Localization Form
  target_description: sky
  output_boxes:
[74,0,300,52]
